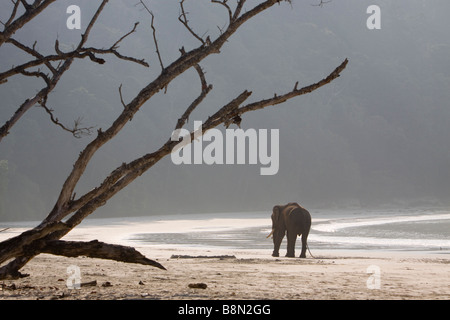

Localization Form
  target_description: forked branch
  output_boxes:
[175,61,213,130]
[0,0,148,142]
[138,1,164,71]
[39,99,95,138]
[211,0,233,23]
[0,0,57,47]
[179,0,205,45]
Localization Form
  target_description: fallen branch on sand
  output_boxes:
[42,240,166,270]
[170,255,236,259]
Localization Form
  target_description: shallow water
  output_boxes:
[127,209,450,252]
[2,209,448,253]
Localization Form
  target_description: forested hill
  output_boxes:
[1,0,449,221]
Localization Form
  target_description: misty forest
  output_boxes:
[2,0,449,223]
[0,0,449,278]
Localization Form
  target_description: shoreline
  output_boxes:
[3,210,449,253]
[1,212,449,300]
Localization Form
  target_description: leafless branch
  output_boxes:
[7,37,57,74]
[137,1,164,71]
[212,0,233,23]
[0,0,148,142]
[39,99,95,138]
[4,0,21,29]
[19,68,50,85]
[118,84,127,109]
[19,0,31,11]
[0,0,57,47]
[178,0,205,45]
[233,0,246,21]
[312,0,332,7]
[230,58,348,118]
[77,0,108,51]
[82,46,149,67]
[111,21,139,49]
[0,2,148,84]
[150,13,164,71]
[0,86,52,141]
[194,64,208,92]
[175,63,213,130]
[0,1,107,142]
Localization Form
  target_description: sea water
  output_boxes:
[310,210,450,251]
[2,209,449,253]
[127,209,450,252]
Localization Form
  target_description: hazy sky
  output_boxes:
[1,0,449,221]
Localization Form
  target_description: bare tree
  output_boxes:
[0,0,347,279]
[0,0,148,141]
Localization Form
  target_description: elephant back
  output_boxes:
[289,206,312,230]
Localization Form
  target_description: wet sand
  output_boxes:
[1,246,449,300]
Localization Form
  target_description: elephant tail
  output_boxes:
[306,243,315,259]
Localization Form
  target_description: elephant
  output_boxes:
[266,202,311,258]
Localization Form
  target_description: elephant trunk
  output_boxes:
[266,229,274,239]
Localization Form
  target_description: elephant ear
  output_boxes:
[272,206,281,224]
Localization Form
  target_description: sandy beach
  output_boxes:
[1,247,449,300]
[1,213,449,300]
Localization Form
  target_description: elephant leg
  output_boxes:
[272,232,284,257]
[285,231,296,258]
[272,243,280,257]
[299,232,309,258]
